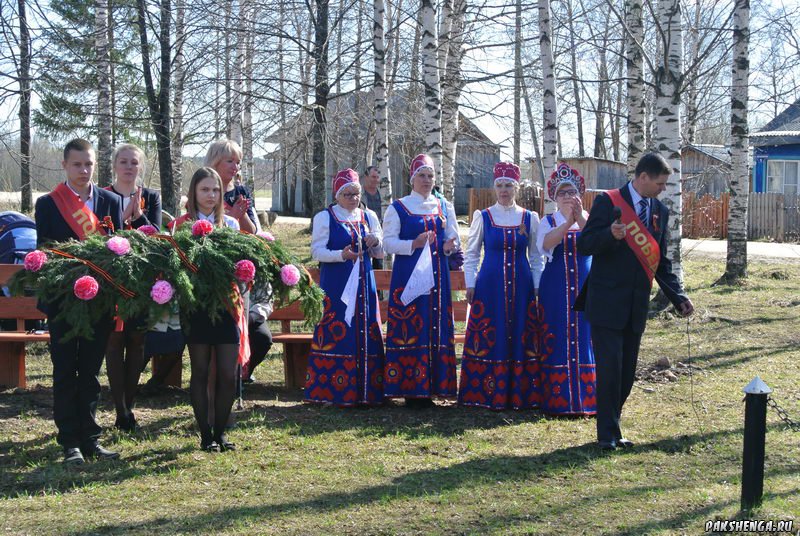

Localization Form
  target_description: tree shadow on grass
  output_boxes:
[62,427,750,535]
[0,443,195,499]
[678,342,798,373]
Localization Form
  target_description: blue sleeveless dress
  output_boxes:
[384,199,457,398]
[538,214,596,415]
[304,206,385,406]
[458,209,543,410]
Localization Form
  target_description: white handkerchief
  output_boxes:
[340,257,361,326]
[400,244,434,306]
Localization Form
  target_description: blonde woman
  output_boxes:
[204,139,259,234]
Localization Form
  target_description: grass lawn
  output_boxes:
[1,223,798,535]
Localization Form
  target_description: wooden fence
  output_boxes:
[467,188,800,242]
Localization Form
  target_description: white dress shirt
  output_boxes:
[382,191,460,256]
[536,209,590,262]
[463,202,545,289]
[628,182,649,223]
[311,205,384,263]
[65,181,95,212]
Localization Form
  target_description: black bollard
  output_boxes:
[741,376,772,512]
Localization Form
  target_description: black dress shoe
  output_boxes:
[214,434,236,452]
[63,447,85,465]
[597,440,617,451]
[617,438,634,449]
[81,444,120,460]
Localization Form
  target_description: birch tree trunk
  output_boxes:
[278,0,290,213]
[171,0,185,207]
[522,78,545,186]
[439,0,466,201]
[625,0,646,177]
[230,0,246,144]
[723,0,750,282]
[95,0,112,187]
[18,0,32,213]
[513,0,522,163]
[684,0,701,144]
[373,0,392,212]
[539,0,558,209]
[310,0,330,218]
[420,0,443,177]
[224,0,233,139]
[654,0,684,285]
[241,0,255,189]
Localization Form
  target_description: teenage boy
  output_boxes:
[35,138,124,464]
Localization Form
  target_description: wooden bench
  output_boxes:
[272,268,468,389]
[0,263,182,389]
[0,264,48,389]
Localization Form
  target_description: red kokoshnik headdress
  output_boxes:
[547,162,586,200]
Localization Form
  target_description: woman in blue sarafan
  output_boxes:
[536,163,597,416]
[382,154,459,408]
[304,169,386,406]
[458,162,546,410]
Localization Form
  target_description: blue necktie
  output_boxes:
[637,199,648,227]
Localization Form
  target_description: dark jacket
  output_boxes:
[106,185,162,229]
[576,183,687,333]
[35,186,124,247]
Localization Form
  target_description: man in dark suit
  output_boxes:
[576,153,694,450]
[35,138,124,465]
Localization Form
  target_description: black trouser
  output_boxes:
[49,315,114,449]
[246,318,273,375]
[590,323,643,443]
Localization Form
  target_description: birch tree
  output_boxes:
[420,0,443,178]
[373,0,392,212]
[722,0,749,282]
[171,0,185,208]
[625,0,646,176]
[439,0,466,201]
[653,0,684,284]
[95,0,112,187]
[539,0,558,207]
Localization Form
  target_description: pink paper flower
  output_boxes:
[257,230,275,242]
[106,236,131,255]
[234,259,256,283]
[137,224,158,236]
[74,275,99,301]
[23,250,47,272]
[150,280,175,305]
[192,219,214,237]
[280,264,301,286]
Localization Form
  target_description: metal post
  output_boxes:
[741,376,771,512]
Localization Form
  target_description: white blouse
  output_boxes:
[382,191,460,256]
[463,202,545,289]
[536,209,589,261]
[311,205,384,263]
[197,210,240,230]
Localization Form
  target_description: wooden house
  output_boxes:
[267,90,501,215]
[751,97,800,195]
[681,144,732,196]
[529,156,627,190]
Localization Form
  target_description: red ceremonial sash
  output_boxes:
[50,183,107,240]
[606,188,660,284]
[167,213,192,232]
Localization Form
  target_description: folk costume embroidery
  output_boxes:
[304,206,385,405]
[537,213,597,415]
[458,209,544,409]
[384,198,457,398]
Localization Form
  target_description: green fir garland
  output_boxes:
[10,228,323,340]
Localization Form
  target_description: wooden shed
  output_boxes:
[682,144,732,196]
[528,156,627,190]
